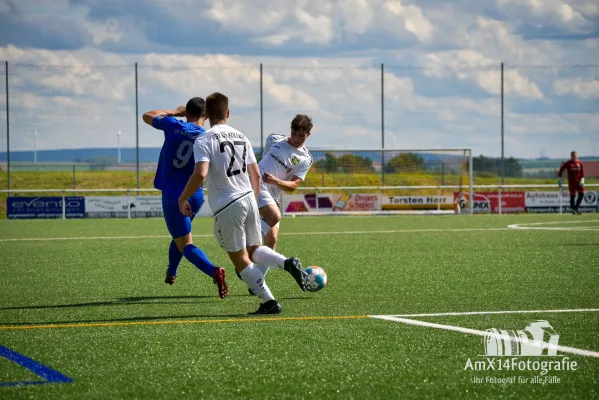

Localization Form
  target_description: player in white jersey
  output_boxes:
[177,92,309,315]
[253,114,313,283]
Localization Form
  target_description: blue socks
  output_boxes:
[167,240,183,277]
[183,244,217,277]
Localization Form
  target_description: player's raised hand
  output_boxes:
[174,106,186,117]
[178,198,192,216]
[263,172,278,185]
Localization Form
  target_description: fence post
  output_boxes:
[468,149,474,215]
[381,63,385,186]
[441,163,445,186]
[500,62,505,190]
[127,189,131,219]
[72,164,76,193]
[260,63,264,157]
[135,62,140,189]
[5,61,10,191]
[559,186,563,214]
[62,190,66,219]
[498,187,502,215]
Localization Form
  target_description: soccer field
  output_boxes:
[1,214,598,399]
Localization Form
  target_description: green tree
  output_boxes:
[338,154,375,173]
[314,152,340,173]
[384,153,425,173]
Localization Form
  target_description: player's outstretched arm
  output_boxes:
[142,106,186,126]
[178,162,209,216]
[263,173,303,193]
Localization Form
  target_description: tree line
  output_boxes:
[311,152,523,177]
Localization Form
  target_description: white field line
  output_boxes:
[508,220,599,231]
[0,227,512,242]
[389,308,599,318]
[370,315,599,358]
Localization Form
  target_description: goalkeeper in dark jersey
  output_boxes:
[557,151,585,215]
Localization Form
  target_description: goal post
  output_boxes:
[281,148,474,215]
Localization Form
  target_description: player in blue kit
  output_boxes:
[142,97,228,299]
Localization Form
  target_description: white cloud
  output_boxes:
[383,0,434,42]
[553,78,599,99]
[497,0,594,34]
[0,0,597,158]
[337,0,374,36]
[295,9,335,44]
[81,19,124,45]
[206,1,287,35]
[423,50,544,100]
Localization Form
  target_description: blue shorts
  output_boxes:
[162,191,204,239]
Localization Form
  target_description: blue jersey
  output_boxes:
[153,116,205,194]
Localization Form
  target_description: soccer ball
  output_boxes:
[306,266,327,292]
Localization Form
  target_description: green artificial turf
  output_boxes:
[0,214,598,399]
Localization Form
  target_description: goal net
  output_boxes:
[281,148,473,215]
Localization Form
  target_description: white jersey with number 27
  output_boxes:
[193,124,257,215]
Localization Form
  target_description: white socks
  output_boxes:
[252,246,286,270]
[239,263,275,303]
[256,220,273,277]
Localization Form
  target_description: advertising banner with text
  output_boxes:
[382,196,453,210]
[7,196,85,219]
[85,196,212,218]
[453,192,526,214]
[525,191,597,213]
[283,193,380,213]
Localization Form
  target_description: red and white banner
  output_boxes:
[454,192,526,214]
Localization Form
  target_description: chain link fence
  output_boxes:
[0,62,597,192]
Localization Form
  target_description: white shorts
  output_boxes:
[258,184,280,209]
[213,193,262,252]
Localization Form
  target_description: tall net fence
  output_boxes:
[305,148,469,188]
[262,66,382,151]
[384,65,501,155]
[281,148,471,215]
[137,63,261,184]
[505,65,599,181]
[0,61,597,193]
[5,64,136,188]
[0,62,6,190]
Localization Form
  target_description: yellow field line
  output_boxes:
[0,315,369,331]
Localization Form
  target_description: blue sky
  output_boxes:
[0,0,598,159]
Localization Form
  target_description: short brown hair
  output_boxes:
[206,92,229,121]
[290,114,313,134]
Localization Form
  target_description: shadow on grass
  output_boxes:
[0,313,256,326]
[1,299,314,326]
[0,295,247,311]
